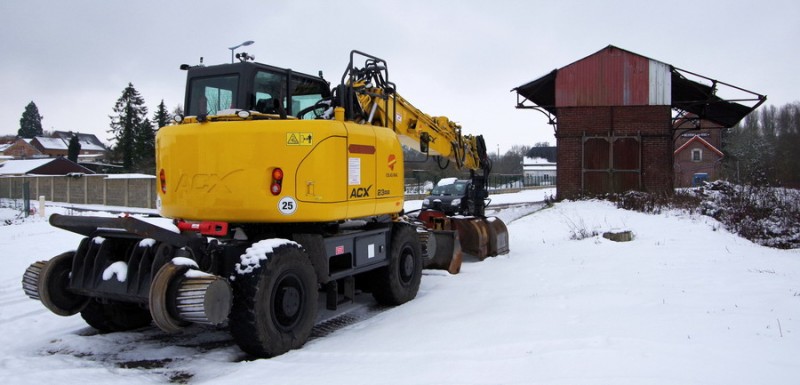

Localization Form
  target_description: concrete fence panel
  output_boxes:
[0,175,157,209]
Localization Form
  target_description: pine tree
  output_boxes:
[109,83,148,171]
[18,101,44,138]
[68,134,81,163]
[133,117,156,173]
[153,99,171,130]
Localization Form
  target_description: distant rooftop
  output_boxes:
[0,158,55,174]
[35,136,68,150]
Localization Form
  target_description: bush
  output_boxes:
[609,190,702,215]
[695,181,800,249]
[608,181,800,249]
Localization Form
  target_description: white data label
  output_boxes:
[348,157,361,185]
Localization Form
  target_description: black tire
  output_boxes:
[229,243,319,358]
[80,300,152,333]
[370,223,423,306]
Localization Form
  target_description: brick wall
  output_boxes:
[555,105,673,199]
[641,134,674,193]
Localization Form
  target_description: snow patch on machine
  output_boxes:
[172,256,199,268]
[138,238,157,248]
[233,239,301,277]
[102,261,128,282]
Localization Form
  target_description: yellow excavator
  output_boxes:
[21,50,508,358]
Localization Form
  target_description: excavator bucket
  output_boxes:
[418,210,509,273]
[451,217,509,260]
[423,230,463,274]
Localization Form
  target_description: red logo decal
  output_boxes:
[387,154,397,171]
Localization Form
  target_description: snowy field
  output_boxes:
[1,188,799,385]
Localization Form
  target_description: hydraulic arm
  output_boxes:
[337,50,493,217]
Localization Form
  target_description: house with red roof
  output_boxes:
[0,158,93,176]
[30,132,108,159]
[673,117,725,187]
[0,138,43,159]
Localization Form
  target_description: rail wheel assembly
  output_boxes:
[22,251,88,316]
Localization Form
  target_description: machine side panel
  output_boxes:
[343,123,377,218]
[157,119,354,222]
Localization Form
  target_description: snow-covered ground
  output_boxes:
[1,188,798,384]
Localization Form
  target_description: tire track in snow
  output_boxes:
[0,308,49,325]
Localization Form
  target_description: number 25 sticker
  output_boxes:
[278,197,297,215]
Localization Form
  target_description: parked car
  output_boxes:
[422,179,470,215]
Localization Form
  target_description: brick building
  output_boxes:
[31,136,69,157]
[0,138,43,159]
[31,132,108,159]
[514,45,764,199]
[673,117,725,187]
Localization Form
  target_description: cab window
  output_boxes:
[253,71,287,114]
[188,75,238,115]
[291,76,327,119]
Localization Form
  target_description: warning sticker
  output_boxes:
[348,157,361,185]
[286,132,313,146]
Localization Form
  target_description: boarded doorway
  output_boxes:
[582,134,641,194]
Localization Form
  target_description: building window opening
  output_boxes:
[691,149,702,162]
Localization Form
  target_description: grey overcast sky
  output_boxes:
[0,0,797,153]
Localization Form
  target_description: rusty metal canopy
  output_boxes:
[513,46,766,128]
[669,69,764,128]
[514,70,558,115]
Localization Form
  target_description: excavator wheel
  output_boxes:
[370,223,423,305]
[229,243,319,358]
[80,300,153,333]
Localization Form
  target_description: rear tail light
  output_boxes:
[159,169,167,194]
[270,168,283,195]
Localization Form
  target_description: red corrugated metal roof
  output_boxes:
[555,46,652,107]
[513,45,766,128]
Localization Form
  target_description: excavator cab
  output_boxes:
[183,60,331,119]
